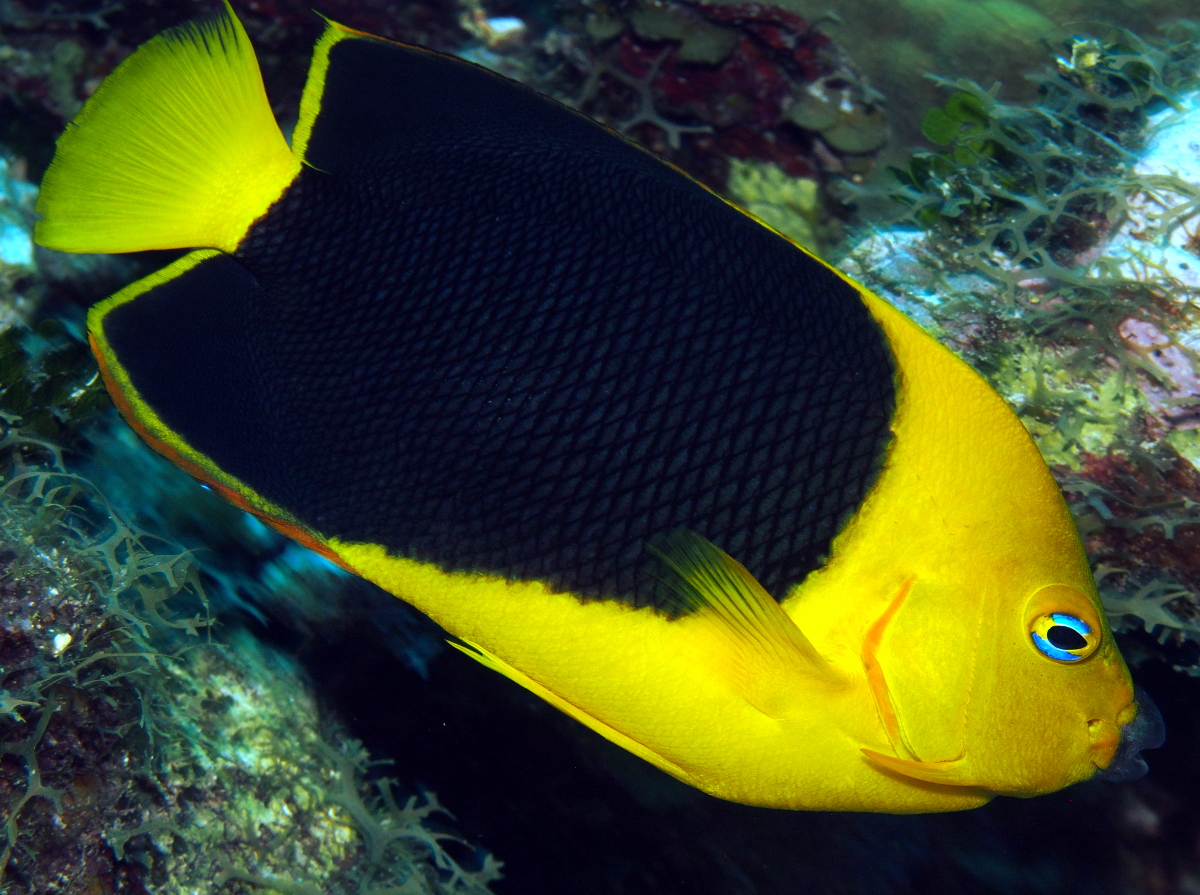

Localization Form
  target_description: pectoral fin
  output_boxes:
[648,529,843,718]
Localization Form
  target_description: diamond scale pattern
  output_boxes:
[225,128,896,608]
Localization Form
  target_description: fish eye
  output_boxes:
[1030,613,1098,662]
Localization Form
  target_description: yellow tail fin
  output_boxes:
[35,1,300,254]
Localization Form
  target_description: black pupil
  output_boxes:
[1047,624,1088,651]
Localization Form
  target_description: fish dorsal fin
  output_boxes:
[35,1,299,254]
[287,15,621,176]
[290,18,358,166]
[648,530,841,717]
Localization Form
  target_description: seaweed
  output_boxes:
[0,304,496,893]
[0,426,212,890]
[0,422,503,893]
[849,24,1200,402]
[173,734,503,895]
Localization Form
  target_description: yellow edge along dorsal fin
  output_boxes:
[449,639,690,782]
[648,529,843,718]
[35,0,300,254]
[290,16,359,165]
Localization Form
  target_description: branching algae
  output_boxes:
[0,307,501,891]
[0,420,503,894]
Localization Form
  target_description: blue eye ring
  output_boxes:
[1031,613,1097,662]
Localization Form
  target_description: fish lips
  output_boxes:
[1094,685,1166,782]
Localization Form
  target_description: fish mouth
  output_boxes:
[1094,686,1165,782]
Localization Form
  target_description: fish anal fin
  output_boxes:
[861,749,983,788]
[450,639,688,780]
[648,530,843,718]
[35,1,299,254]
[87,250,346,574]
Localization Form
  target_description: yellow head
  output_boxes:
[957,582,1135,792]
[862,573,1141,795]
[800,285,1152,802]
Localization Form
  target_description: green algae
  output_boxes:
[986,345,1150,469]
[0,426,502,893]
[626,6,739,65]
[725,160,828,253]
[0,429,213,887]
[0,300,496,890]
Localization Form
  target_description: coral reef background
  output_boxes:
[4,0,1200,893]
[787,0,1200,150]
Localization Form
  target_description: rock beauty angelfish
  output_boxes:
[34,2,1163,813]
